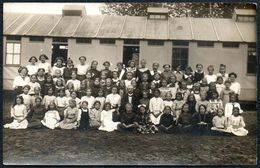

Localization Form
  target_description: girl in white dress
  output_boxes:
[41,101,60,129]
[28,74,41,95]
[38,54,51,74]
[42,87,56,109]
[81,89,95,109]
[95,89,106,110]
[211,108,228,132]
[19,85,32,111]
[226,107,248,136]
[4,96,28,129]
[51,57,65,76]
[163,92,173,110]
[99,102,120,132]
[149,89,164,125]
[26,56,39,76]
[105,86,121,110]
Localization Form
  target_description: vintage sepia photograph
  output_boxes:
[2,2,257,165]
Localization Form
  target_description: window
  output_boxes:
[148,40,164,46]
[124,39,139,45]
[76,38,92,44]
[247,43,257,75]
[6,42,21,65]
[222,42,240,48]
[99,39,116,44]
[29,36,45,42]
[172,40,189,46]
[53,38,68,43]
[197,41,214,47]
[149,14,167,19]
[6,36,21,41]
[237,16,255,22]
[172,48,188,70]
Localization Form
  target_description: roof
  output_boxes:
[3,12,256,42]
[234,9,256,16]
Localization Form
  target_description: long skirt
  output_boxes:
[27,119,43,128]
[226,126,248,136]
[150,112,162,125]
[4,119,28,129]
[57,107,66,119]
[59,119,78,129]
[41,118,59,129]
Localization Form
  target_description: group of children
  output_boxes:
[4,54,248,136]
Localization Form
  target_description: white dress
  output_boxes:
[98,109,120,132]
[13,76,30,89]
[19,93,32,110]
[105,94,121,108]
[81,96,95,109]
[149,97,164,125]
[41,110,60,129]
[224,102,243,118]
[38,62,51,74]
[95,97,106,110]
[230,82,241,95]
[4,104,28,129]
[226,115,248,136]
[26,64,39,76]
[42,95,56,109]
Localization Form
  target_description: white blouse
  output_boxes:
[28,82,41,95]
[13,76,30,89]
[26,64,39,76]
[149,97,164,112]
[76,64,89,75]
[81,96,95,109]
[55,97,68,107]
[52,66,65,76]
[230,82,241,95]
[105,94,121,107]
[11,104,27,119]
[66,79,81,91]
[205,74,217,84]
[38,62,51,74]
[43,95,56,108]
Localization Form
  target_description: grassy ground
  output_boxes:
[2,92,257,165]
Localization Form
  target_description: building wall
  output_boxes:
[68,39,123,70]
[189,42,256,101]
[3,37,256,101]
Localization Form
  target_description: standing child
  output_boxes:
[139,90,150,108]
[55,78,66,96]
[89,101,102,128]
[63,59,77,83]
[53,69,65,86]
[177,81,190,101]
[208,91,223,116]
[135,105,157,134]
[126,60,137,78]
[226,107,248,136]
[163,92,173,110]
[200,78,209,95]
[98,102,120,132]
[20,85,32,111]
[81,88,95,110]
[138,73,151,91]
[195,92,209,113]
[66,71,81,91]
[193,64,204,83]
[149,89,164,125]
[30,87,42,107]
[58,99,79,129]
[186,94,197,115]
[183,66,194,80]
[216,64,229,82]
[220,80,233,108]
[105,86,121,110]
[65,82,75,98]
[77,101,90,130]
[54,89,68,119]
[224,93,243,118]
[167,75,179,100]
[26,56,39,76]
[52,57,65,76]
[41,101,60,129]
[152,72,161,88]
[76,56,89,81]
[38,54,51,74]
[150,62,161,80]
[216,76,225,96]
[112,71,120,85]
[95,89,106,110]
[124,72,134,88]
[137,59,151,82]
[67,91,81,108]
[191,83,201,101]
[92,78,100,97]
[28,74,41,96]
[159,106,175,133]
[159,79,170,100]
[172,92,185,122]
[4,96,28,129]
[173,65,184,82]
[42,87,56,109]
[104,78,113,97]
[204,65,217,84]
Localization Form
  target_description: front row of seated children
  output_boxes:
[4,95,248,136]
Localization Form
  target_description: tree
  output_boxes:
[100,3,256,18]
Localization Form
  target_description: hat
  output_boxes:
[79,56,86,60]
[39,54,49,60]
[28,56,38,62]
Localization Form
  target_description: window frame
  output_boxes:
[222,42,240,48]
[246,43,257,75]
[172,46,189,70]
[76,38,92,44]
[99,39,116,45]
[5,42,22,66]
[197,41,214,48]
[29,36,45,43]
[147,40,165,46]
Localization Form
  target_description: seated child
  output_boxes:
[58,99,79,129]
[192,104,212,134]
[41,101,60,129]
[98,102,120,132]
[89,101,102,128]
[27,97,46,128]
[224,93,243,118]
[95,89,106,110]
[159,106,175,133]
[117,103,138,132]
[159,79,170,100]
[208,91,223,116]
[211,108,228,133]
[135,104,157,134]
[4,96,28,129]
[81,88,95,110]
[105,86,121,110]
[177,104,193,133]
[149,89,164,125]
[55,89,68,119]
[226,107,248,136]
[28,74,41,95]
[163,92,173,110]
[77,101,90,130]
[42,87,56,109]
[172,92,185,121]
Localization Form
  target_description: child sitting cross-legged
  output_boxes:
[177,103,193,134]
[117,103,138,132]
[89,101,102,128]
[135,104,158,134]
[211,108,228,134]
[41,101,60,129]
[192,104,212,135]
[159,106,175,133]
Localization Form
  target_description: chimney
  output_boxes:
[62,5,86,17]
[232,8,256,22]
[147,7,169,20]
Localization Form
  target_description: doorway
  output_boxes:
[172,48,189,70]
[123,46,139,66]
[51,43,68,66]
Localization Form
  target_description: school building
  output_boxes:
[3,6,257,101]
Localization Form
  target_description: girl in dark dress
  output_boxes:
[177,103,193,134]
[42,74,55,96]
[159,106,175,133]
[63,59,77,83]
[27,97,46,128]
[36,68,46,88]
[78,101,90,130]
[192,104,212,135]
[186,94,197,115]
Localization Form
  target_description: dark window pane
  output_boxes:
[172,40,189,46]
[76,38,92,44]
[248,43,256,49]
[148,40,164,46]
[53,38,68,43]
[222,42,239,48]
[29,36,44,42]
[197,41,214,47]
[124,39,139,45]
[6,36,21,41]
[100,39,116,44]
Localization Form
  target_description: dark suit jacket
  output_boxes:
[120,93,140,114]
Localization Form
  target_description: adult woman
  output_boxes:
[26,56,39,76]
[89,60,101,79]
[229,72,241,96]
[13,66,30,95]
[38,54,51,74]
